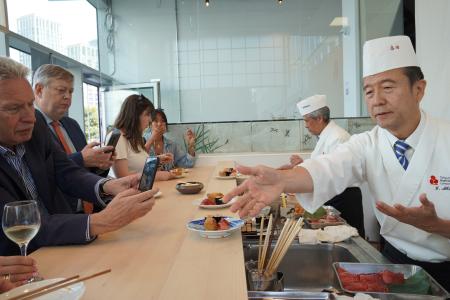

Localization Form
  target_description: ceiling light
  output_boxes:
[278,0,283,4]
[205,0,210,7]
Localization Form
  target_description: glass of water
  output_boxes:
[2,200,41,257]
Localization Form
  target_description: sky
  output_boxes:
[6,0,98,45]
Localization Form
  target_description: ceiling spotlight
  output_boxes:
[278,0,283,4]
[205,0,210,7]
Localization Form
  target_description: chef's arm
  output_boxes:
[376,193,450,239]
[282,166,314,193]
[428,218,450,239]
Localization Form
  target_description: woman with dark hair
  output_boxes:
[107,95,173,179]
[144,109,196,170]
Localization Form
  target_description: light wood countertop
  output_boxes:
[31,162,248,300]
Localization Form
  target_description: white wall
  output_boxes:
[177,0,345,122]
[109,0,352,123]
[110,0,180,122]
[342,0,361,117]
[416,0,450,120]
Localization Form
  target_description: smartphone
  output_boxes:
[138,156,160,192]
[104,129,121,153]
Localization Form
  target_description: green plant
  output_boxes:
[84,106,100,142]
[184,124,228,153]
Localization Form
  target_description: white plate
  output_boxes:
[187,217,244,239]
[194,197,236,209]
[215,175,236,180]
[154,191,162,198]
[0,278,85,300]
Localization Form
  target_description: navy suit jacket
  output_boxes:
[36,111,109,176]
[59,115,87,167]
[0,113,103,255]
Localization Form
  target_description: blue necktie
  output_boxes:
[394,140,410,170]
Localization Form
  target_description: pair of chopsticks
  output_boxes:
[9,269,111,300]
[257,214,274,273]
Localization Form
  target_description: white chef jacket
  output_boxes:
[310,120,351,158]
[297,111,450,262]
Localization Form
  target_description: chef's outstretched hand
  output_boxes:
[223,164,284,218]
[376,193,450,238]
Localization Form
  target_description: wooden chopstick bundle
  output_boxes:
[267,218,303,276]
[11,269,111,300]
[259,214,273,273]
[264,217,303,277]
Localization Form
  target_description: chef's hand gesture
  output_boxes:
[278,154,304,170]
[223,165,285,218]
[376,193,450,238]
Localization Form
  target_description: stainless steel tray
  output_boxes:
[333,262,449,299]
[248,291,332,299]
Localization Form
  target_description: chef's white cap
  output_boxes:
[297,95,327,116]
[363,35,419,78]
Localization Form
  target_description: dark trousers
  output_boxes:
[382,241,450,293]
[325,187,365,238]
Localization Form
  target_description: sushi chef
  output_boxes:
[279,95,365,237]
[224,35,450,290]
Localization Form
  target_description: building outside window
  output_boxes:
[6,0,99,70]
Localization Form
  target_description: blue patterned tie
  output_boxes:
[394,140,410,170]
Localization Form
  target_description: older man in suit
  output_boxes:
[33,64,113,213]
[0,56,158,256]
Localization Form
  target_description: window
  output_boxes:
[0,0,6,28]
[9,47,32,82]
[83,83,100,143]
[6,0,99,69]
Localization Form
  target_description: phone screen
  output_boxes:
[104,130,121,153]
[138,156,159,192]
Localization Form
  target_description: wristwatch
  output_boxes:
[99,179,113,199]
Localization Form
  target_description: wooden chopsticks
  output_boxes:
[264,218,303,277]
[10,269,111,300]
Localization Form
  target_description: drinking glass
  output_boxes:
[2,200,41,268]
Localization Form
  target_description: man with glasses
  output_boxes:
[0,56,158,256]
[33,64,113,213]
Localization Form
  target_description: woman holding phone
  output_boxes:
[144,109,196,171]
[107,95,173,180]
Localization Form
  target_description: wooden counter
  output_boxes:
[31,162,248,300]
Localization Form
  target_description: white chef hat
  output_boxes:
[297,95,327,116]
[363,35,419,78]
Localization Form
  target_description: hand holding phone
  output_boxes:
[104,129,121,153]
[138,156,160,192]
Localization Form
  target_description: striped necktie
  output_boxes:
[394,140,410,170]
